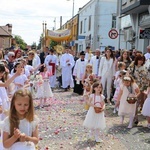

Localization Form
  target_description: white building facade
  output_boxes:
[77,0,118,52]
[119,0,150,53]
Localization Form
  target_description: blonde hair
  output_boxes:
[117,62,126,70]
[85,63,93,74]
[9,89,34,137]
[28,50,35,56]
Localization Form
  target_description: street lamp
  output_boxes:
[42,21,47,51]
[67,0,75,49]
[67,0,75,19]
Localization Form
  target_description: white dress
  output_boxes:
[142,92,150,117]
[40,72,53,98]
[2,116,39,150]
[118,83,138,117]
[0,82,10,120]
[43,79,53,98]
[83,94,106,130]
[13,74,28,92]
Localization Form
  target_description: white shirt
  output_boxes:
[144,53,150,60]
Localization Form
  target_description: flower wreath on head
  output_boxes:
[123,76,131,81]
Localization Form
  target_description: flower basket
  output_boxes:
[126,97,137,104]
[94,107,103,113]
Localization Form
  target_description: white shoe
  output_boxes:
[147,124,150,129]
[113,109,116,114]
[127,124,133,129]
[88,132,93,139]
[95,137,103,143]
[95,134,103,143]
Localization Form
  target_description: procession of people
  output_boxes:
[0,44,150,149]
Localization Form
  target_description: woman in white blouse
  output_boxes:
[98,48,116,104]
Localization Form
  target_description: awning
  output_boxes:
[46,29,71,42]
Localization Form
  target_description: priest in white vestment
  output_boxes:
[60,46,75,91]
[90,49,101,77]
[85,46,93,63]
[44,49,59,88]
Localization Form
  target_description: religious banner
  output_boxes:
[47,29,71,42]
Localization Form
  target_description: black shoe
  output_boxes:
[134,119,139,125]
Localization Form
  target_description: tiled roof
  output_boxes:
[0,26,12,36]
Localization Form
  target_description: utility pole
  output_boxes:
[42,21,47,51]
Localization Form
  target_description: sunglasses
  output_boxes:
[29,53,34,56]
[11,56,15,58]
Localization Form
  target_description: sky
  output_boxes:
[0,0,90,45]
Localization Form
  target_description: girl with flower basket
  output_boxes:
[116,76,140,128]
[83,82,106,143]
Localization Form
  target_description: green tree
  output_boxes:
[37,33,43,50]
[50,40,58,49]
[31,42,37,49]
[14,35,27,50]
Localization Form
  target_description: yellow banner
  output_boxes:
[46,29,71,42]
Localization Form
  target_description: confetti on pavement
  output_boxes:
[35,89,149,150]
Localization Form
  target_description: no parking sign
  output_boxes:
[108,29,118,39]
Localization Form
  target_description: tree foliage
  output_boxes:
[14,35,27,50]
[50,40,58,49]
[37,33,43,50]
[31,42,37,49]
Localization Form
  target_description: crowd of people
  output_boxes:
[0,44,150,148]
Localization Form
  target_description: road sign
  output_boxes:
[108,29,118,39]
[139,29,150,39]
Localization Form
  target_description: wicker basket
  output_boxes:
[94,107,102,113]
[126,97,137,104]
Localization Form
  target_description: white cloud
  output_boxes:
[0,0,90,45]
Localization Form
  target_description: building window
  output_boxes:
[80,21,83,34]
[84,18,87,33]
[88,16,91,31]
[112,15,116,28]
[79,45,83,51]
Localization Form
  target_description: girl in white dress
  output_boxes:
[142,81,150,128]
[83,82,106,142]
[116,76,140,128]
[2,89,39,150]
[0,63,23,118]
[40,65,53,107]
[12,62,28,93]
[82,64,95,110]
[0,64,10,120]
[113,69,126,114]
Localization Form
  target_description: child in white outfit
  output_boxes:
[113,70,126,113]
[142,81,150,128]
[116,76,140,128]
[2,89,39,149]
[12,62,28,93]
[83,82,106,142]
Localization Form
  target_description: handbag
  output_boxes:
[126,86,137,104]
[93,94,103,113]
